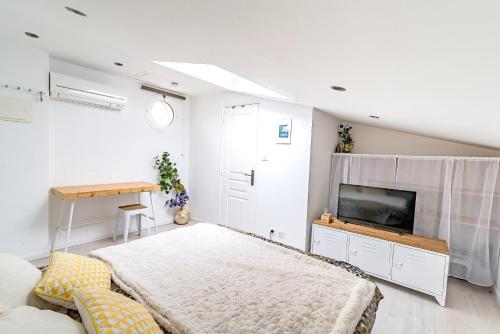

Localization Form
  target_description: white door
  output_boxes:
[220,104,258,232]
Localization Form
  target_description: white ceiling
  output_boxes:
[2,0,500,148]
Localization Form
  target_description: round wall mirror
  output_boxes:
[146,97,174,132]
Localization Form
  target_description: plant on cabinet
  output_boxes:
[338,124,354,153]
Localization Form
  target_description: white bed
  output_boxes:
[90,224,377,334]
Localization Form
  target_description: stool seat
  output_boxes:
[119,204,147,211]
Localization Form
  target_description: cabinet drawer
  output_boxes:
[348,234,391,279]
[392,245,446,295]
[107,189,132,195]
[311,226,348,261]
[77,190,108,198]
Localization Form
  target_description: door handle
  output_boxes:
[244,169,255,186]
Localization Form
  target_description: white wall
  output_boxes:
[0,44,190,260]
[348,123,500,156]
[189,92,313,250]
[497,254,500,306]
[306,109,340,250]
[0,45,50,257]
[47,59,190,257]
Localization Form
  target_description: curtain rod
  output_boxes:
[140,84,186,100]
[331,153,500,161]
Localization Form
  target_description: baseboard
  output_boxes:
[191,216,217,224]
[22,218,172,261]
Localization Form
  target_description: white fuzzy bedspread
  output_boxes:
[90,224,375,334]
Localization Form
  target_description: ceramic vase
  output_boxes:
[174,206,191,225]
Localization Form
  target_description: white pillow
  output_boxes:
[0,306,85,334]
[0,253,41,308]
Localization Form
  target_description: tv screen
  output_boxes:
[337,184,416,234]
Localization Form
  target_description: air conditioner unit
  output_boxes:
[49,72,127,111]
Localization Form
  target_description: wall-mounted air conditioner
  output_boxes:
[49,72,127,111]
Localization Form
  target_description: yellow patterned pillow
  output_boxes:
[73,287,162,334]
[34,252,111,309]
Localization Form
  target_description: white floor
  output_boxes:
[32,222,500,334]
[373,277,500,334]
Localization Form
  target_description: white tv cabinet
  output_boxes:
[311,219,450,306]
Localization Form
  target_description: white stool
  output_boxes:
[114,204,149,243]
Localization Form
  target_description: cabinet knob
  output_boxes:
[394,262,404,268]
[350,249,358,256]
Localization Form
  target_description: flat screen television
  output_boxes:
[337,184,416,234]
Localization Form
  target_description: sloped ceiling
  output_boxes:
[1,0,500,148]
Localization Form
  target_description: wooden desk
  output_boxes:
[50,182,161,252]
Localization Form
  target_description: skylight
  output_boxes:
[153,61,294,102]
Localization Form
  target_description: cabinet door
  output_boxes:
[311,226,348,261]
[348,234,392,279]
[392,245,446,295]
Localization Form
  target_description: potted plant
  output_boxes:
[154,152,191,225]
[338,124,354,153]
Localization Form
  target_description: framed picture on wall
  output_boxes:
[276,118,292,144]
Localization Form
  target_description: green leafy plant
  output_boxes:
[154,152,189,208]
[338,124,354,153]
[338,123,353,145]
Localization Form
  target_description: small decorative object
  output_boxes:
[338,123,353,153]
[276,118,292,144]
[343,144,351,153]
[154,152,190,224]
[321,208,332,224]
[174,206,191,225]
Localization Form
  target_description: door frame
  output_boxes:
[217,103,259,231]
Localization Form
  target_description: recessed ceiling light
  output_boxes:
[65,6,87,17]
[330,86,346,91]
[153,61,294,102]
[171,82,179,87]
[369,115,380,119]
[114,62,124,67]
[25,32,39,39]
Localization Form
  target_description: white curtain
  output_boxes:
[329,154,500,286]
[328,154,350,217]
[446,159,500,286]
[329,154,397,216]
[395,157,453,239]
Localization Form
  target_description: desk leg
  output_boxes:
[64,201,75,252]
[149,192,158,233]
[51,201,67,253]
[137,192,142,237]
